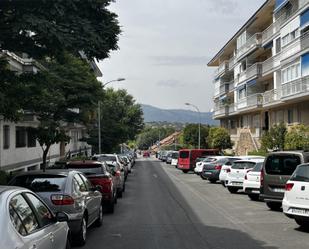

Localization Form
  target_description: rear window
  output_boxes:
[97,156,117,162]
[203,158,217,162]
[172,153,179,159]
[179,151,189,158]
[11,175,66,192]
[265,154,301,175]
[251,162,264,172]
[290,165,309,182]
[232,161,256,169]
[68,167,104,176]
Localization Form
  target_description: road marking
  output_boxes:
[110,233,122,237]
[153,174,158,178]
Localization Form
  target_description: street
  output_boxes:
[83,158,309,249]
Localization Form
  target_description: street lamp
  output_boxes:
[98,78,126,154]
[185,102,201,149]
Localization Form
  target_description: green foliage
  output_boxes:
[0,0,120,60]
[261,123,287,151]
[136,126,176,150]
[0,171,9,185]
[248,149,268,157]
[182,124,209,148]
[208,127,233,150]
[88,88,144,153]
[285,124,309,150]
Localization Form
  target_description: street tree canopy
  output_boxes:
[0,0,120,60]
[182,124,209,149]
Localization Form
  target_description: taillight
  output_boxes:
[51,195,74,205]
[285,183,294,191]
[260,170,264,187]
[215,164,222,170]
[226,168,231,173]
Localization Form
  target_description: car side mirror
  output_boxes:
[56,212,69,222]
[95,185,102,192]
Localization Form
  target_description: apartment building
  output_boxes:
[0,51,94,173]
[208,0,309,155]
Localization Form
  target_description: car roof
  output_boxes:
[234,158,265,163]
[0,185,27,194]
[269,151,309,155]
[12,169,77,177]
[68,160,103,165]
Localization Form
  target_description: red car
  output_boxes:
[143,151,150,157]
[67,160,117,213]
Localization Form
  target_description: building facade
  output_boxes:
[208,0,309,155]
[0,51,93,173]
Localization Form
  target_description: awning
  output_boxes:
[246,79,257,87]
[274,0,289,13]
[301,8,309,29]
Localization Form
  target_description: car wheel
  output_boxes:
[200,174,207,180]
[248,194,259,201]
[95,205,103,226]
[114,193,118,204]
[117,189,123,198]
[182,170,189,173]
[266,202,281,211]
[76,216,87,246]
[227,187,238,194]
[221,181,226,187]
[209,179,217,184]
[295,218,309,228]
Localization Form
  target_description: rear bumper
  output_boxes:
[283,199,309,218]
[260,193,283,203]
[201,170,220,180]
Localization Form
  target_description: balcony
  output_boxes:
[262,53,281,76]
[236,33,262,61]
[281,77,309,100]
[237,63,262,84]
[228,56,235,70]
[262,89,281,105]
[237,93,263,110]
[213,106,227,118]
[214,61,229,78]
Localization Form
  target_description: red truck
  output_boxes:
[177,149,221,173]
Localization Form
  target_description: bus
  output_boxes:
[177,149,221,173]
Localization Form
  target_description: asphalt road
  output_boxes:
[82,158,309,249]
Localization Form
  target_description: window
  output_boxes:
[290,165,309,182]
[287,109,294,124]
[3,125,10,149]
[282,34,289,46]
[25,193,54,227]
[16,126,27,148]
[265,154,301,175]
[281,29,299,47]
[179,151,190,159]
[238,87,246,99]
[79,173,92,190]
[232,161,256,169]
[27,128,36,147]
[275,38,281,54]
[74,174,87,192]
[281,63,301,83]
[9,194,39,235]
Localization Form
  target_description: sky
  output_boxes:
[98,0,265,112]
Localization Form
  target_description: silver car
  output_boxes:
[0,186,70,249]
[9,170,103,246]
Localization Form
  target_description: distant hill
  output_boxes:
[141,104,219,126]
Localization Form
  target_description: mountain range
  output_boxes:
[141,104,219,126]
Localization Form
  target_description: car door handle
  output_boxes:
[49,233,55,242]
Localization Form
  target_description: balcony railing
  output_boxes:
[238,63,262,83]
[213,106,227,117]
[236,33,262,60]
[262,53,281,76]
[281,77,309,99]
[214,61,229,78]
[237,93,263,110]
[219,82,233,95]
[263,89,281,105]
[228,56,235,69]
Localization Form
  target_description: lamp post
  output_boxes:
[98,78,125,154]
[185,102,201,149]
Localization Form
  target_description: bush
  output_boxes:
[261,123,287,151]
[208,127,233,150]
[285,124,309,150]
[248,149,268,157]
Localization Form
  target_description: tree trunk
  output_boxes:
[42,145,51,172]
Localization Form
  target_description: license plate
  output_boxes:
[204,172,212,175]
[272,188,285,193]
[232,182,242,186]
[251,190,260,194]
[290,208,309,215]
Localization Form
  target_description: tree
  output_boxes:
[208,127,232,150]
[182,124,209,148]
[261,123,287,151]
[0,0,121,60]
[285,124,309,150]
[88,89,144,153]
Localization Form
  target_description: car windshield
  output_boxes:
[11,175,66,192]
[290,165,309,182]
[265,154,301,175]
[98,156,117,162]
[232,161,256,169]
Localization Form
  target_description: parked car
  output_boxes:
[119,154,132,173]
[0,186,70,249]
[243,160,265,200]
[219,156,265,186]
[166,151,177,164]
[143,151,150,157]
[9,170,103,246]
[260,151,309,211]
[178,149,221,173]
[201,157,238,183]
[283,163,309,228]
[226,159,265,194]
[67,160,117,213]
[93,154,126,197]
[195,157,220,175]
[161,150,169,161]
[171,151,179,167]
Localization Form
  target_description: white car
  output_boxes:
[226,158,265,194]
[194,156,227,175]
[243,161,264,200]
[283,163,309,228]
[171,152,179,167]
[219,156,264,186]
